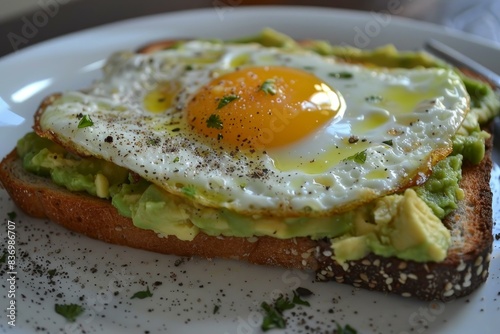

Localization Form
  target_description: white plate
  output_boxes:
[1,6,499,334]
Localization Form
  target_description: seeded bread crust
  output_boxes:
[0,39,494,301]
[0,133,493,301]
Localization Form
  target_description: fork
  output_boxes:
[425,39,500,91]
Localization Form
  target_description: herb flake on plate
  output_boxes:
[55,304,84,322]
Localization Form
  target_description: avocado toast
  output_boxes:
[1,30,498,302]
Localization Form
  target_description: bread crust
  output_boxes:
[0,38,494,301]
[316,139,493,300]
[0,135,493,301]
[0,150,318,270]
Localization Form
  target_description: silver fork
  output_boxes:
[425,39,500,91]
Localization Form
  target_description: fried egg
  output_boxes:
[37,41,469,217]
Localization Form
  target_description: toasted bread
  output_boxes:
[0,38,495,302]
[0,132,493,301]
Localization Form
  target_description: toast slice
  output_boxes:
[0,131,493,301]
[0,36,496,301]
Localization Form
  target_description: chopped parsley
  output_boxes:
[7,211,16,221]
[329,71,353,79]
[260,290,313,331]
[217,94,239,109]
[261,300,287,331]
[173,157,180,163]
[206,114,223,129]
[146,136,161,146]
[131,286,153,299]
[345,150,367,164]
[259,79,277,95]
[365,95,383,103]
[47,269,57,279]
[292,291,311,306]
[77,115,94,128]
[382,139,393,146]
[336,323,358,334]
[294,287,313,297]
[0,251,6,264]
[213,305,220,314]
[55,304,84,322]
[182,185,196,198]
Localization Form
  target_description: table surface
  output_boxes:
[0,0,499,58]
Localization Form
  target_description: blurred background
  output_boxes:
[0,0,499,57]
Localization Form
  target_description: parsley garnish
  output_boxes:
[182,185,196,198]
[365,95,383,103]
[345,150,367,164]
[336,323,358,334]
[260,290,313,331]
[78,115,94,128]
[206,114,223,129]
[131,286,153,299]
[7,211,16,221]
[292,291,311,306]
[295,287,313,297]
[259,79,277,95]
[0,251,6,264]
[213,305,220,314]
[48,269,57,279]
[329,71,353,79]
[261,300,287,331]
[217,95,239,109]
[173,157,180,163]
[382,139,393,146]
[55,304,84,322]
[146,137,161,146]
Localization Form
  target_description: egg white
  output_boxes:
[38,41,469,217]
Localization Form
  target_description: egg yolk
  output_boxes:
[186,66,345,149]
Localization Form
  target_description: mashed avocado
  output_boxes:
[332,188,451,263]
[16,30,500,262]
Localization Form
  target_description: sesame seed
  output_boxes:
[456,261,466,272]
[482,270,488,279]
[474,256,483,267]
[401,292,411,297]
[443,289,454,297]
[476,265,483,276]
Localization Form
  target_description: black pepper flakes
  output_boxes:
[348,136,359,144]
